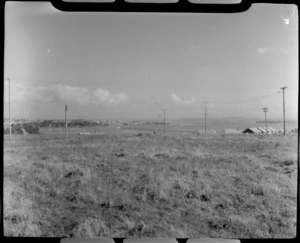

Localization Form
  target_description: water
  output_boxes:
[121,122,298,134]
[39,121,297,136]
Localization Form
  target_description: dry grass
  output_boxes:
[3,130,298,238]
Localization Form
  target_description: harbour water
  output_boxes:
[121,122,298,134]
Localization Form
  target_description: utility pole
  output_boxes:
[204,102,208,134]
[8,78,11,140]
[262,107,268,133]
[65,105,68,138]
[280,87,287,135]
[162,108,166,134]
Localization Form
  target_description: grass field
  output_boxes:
[3,129,298,238]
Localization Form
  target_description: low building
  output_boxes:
[224,129,241,134]
[242,127,263,134]
[242,127,277,134]
[257,127,268,133]
[196,129,217,135]
[266,127,277,133]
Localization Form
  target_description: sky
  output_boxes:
[4,2,298,121]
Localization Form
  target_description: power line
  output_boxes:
[4,77,291,126]
[170,108,263,116]
[210,95,281,104]
[172,121,269,126]
[6,78,282,107]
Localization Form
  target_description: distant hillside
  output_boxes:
[172,117,258,125]
[3,119,119,128]
[256,120,298,124]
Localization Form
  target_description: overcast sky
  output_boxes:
[4,2,298,120]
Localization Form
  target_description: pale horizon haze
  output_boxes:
[4,2,298,121]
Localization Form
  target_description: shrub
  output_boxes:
[4,124,23,134]
[22,123,39,134]
[4,123,39,134]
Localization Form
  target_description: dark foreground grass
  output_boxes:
[3,131,298,238]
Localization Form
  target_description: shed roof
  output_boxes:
[242,127,277,134]
[242,127,263,133]
[258,127,277,133]
[257,127,268,133]
[267,127,276,132]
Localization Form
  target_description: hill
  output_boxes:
[172,117,259,125]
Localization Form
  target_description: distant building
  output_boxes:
[224,129,241,134]
[196,129,217,135]
[266,127,277,133]
[242,127,277,134]
[242,127,263,134]
[195,130,203,135]
[257,127,268,133]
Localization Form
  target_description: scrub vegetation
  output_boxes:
[3,129,297,238]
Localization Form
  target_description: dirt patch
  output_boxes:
[273,160,294,167]
[64,170,84,179]
[115,152,125,158]
[215,203,227,210]
[200,194,211,202]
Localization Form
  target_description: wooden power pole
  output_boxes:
[162,108,166,134]
[204,102,208,134]
[65,105,68,138]
[262,107,268,132]
[280,87,287,135]
[8,78,11,140]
